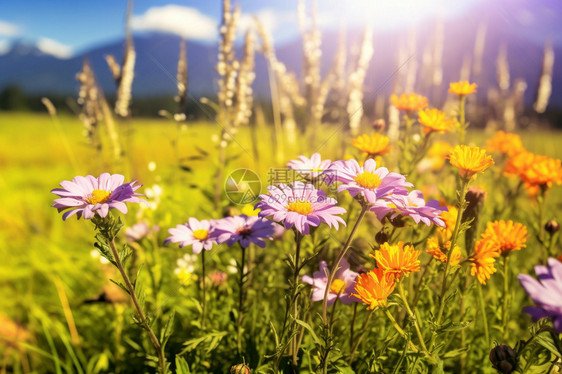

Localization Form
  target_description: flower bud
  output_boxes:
[463,186,487,252]
[545,220,560,235]
[375,231,389,245]
[230,364,251,374]
[372,119,386,132]
[489,344,517,374]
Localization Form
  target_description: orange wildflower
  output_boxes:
[470,238,500,285]
[352,267,396,310]
[505,151,562,195]
[486,131,525,157]
[481,220,528,256]
[352,133,392,157]
[417,108,455,134]
[449,145,494,179]
[449,81,477,97]
[391,93,428,113]
[426,237,463,266]
[371,241,421,280]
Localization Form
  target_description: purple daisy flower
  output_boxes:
[287,153,332,179]
[302,258,359,306]
[255,181,346,235]
[214,215,276,248]
[165,218,217,254]
[51,173,144,220]
[326,159,412,205]
[518,258,562,333]
[391,190,447,227]
[125,221,159,242]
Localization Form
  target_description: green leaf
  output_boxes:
[180,331,227,355]
[175,356,191,374]
[109,279,130,296]
[535,333,562,359]
[442,346,469,359]
[294,319,321,346]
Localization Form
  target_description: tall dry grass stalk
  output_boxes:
[105,0,136,118]
[298,0,322,134]
[214,0,257,209]
[496,44,510,92]
[347,27,374,136]
[255,18,302,157]
[534,41,554,114]
[76,59,122,161]
[175,39,188,116]
[472,23,487,79]
[404,30,418,93]
[76,59,103,150]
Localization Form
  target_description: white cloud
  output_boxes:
[131,5,217,40]
[0,20,21,37]
[36,37,73,59]
[241,9,300,33]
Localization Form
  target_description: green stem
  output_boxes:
[458,96,466,145]
[397,282,429,355]
[429,178,469,350]
[476,282,490,345]
[502,256,510,339]
[322,206,368,322]
[201,250,206,329]
[383,308,420,353]
[349,303,358,355]
[291,232,303,367]
[349,309,376,363]
[237,245,246,355]
[108,238,166,373]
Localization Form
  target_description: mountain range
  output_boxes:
[1,3,561,109]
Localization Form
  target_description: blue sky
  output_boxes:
[0,0,560,58]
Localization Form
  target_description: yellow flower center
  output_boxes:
[330,279,346,294]
[86,189,112,205]
[192,229,209,241]
[287,200,314,215]
[388,203,397,209]
[354,171,382,189]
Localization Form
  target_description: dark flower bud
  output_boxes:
[375,231,389,245]
[545,220,560,235]
[390,215,407,228]
[463,186,487,252]
[372,119,386,132]
[230,364,251,374]
[489,344,517,374]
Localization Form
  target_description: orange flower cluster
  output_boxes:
[449,145,494,179]
[417,108,456,134]
[486,131,525,157]
[352,133,392,157]
[469,220,528,284]
[391,93,428,113]
[505,151,562,196]
[470,239,500,285]
[352,241,421,310]
[425,237,463,266]
[481,220,528,256]
[449,81,477,97]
